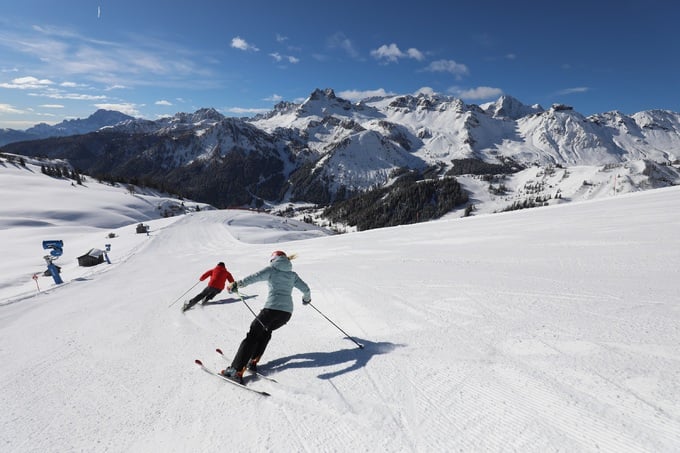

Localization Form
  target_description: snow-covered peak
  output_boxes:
[251,89,377,133]
[516,107,616,165]
[483,95,544,119]
[109,108,226,135]
[25,109,134,137]
[550,103,575,112]
[254,101,299,120]
[632,109,680,132]
[382,92,465,114]
[172,108,225,125]
[297,88,355,117]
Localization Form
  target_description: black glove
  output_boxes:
[229,281,238,292]
[302,297,311,305]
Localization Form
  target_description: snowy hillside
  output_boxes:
[0,156,214,298]
[451,160,680,217]
[2,155,680,452]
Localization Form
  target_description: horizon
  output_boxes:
[1,0,679,129]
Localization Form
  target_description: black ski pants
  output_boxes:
[231,308,292,372]
[187,286,221,308]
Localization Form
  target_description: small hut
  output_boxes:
[77,248,105,267]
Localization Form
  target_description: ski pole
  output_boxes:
[308,302,364,349]
[168,281,201,307]
[235,289,268,332]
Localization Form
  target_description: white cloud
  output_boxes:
[270,52,300,64]
[371,43,425,63]
[39,104,64,109]
[60,81,85,88]
[93,103,141,116]
[407,48,425,61]
[227,107,270,115]
[450,86,504,100]
[155,100,172,106]
[556,87,589,95]
[414,87,437,96]
[423,60,469,78]
[5,76,107,103]
[327,33,360,59]
[276,34,288,43]
[231,36,259,52]
[39,92,107,101]
[0,103,25,114]
[0,25,218,93]
[337,88,394,101]
[371,44,401,62]
[0,76,55,89]
[264,94,283,102]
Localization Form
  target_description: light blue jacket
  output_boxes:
[237,255,311,313]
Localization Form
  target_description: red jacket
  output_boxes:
[200,264,234,290]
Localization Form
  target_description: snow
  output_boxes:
[247,91,680,191]
[2,159,680,452]
[444,161,679,220]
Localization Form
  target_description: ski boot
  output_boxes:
[182,300,197,312]
[219,367,244,385]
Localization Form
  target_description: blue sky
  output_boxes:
[0,0,678,129]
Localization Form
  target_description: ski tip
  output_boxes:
[194,359,203,366]
[216,348,223,355]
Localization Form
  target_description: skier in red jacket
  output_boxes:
[182,262,234,312]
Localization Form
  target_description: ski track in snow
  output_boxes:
[2,188,680,452]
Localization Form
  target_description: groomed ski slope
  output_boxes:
[2,187,680,452]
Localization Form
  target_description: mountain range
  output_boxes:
[0,109,134,146]
[2,88,679,229]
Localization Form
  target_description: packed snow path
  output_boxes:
[2,188,680,452]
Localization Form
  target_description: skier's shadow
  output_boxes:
[202,294,258,306]
[263,338,403,380]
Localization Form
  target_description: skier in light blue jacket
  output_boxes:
[221,250,311,383]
